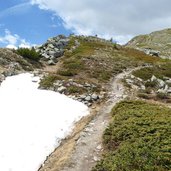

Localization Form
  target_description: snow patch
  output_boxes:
[0,73,89,171]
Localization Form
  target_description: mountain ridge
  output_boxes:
[126,28,171,59]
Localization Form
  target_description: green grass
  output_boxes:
[61,37,158,82]
[67,85,86,94]
[42,36,163,91]
[93,100,171,171]
[132,62,171,81]
[39,74,61,88]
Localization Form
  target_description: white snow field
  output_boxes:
[0,73,89,171]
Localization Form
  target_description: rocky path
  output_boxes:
[59,69,136,171]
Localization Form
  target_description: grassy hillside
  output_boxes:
[93,100,171,171]
[40,36,159,94]
[126,28,171,59]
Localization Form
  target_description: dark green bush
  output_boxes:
[93,100,171,171]
[16,48,41,61]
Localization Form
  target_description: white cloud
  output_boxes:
[6,44,17,50]
[0,29,33,48]
[30,0,171,44]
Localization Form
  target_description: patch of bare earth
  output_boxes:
[38,68,139,171]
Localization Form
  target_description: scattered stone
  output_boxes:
[91,94,99,100]
[93,156,99,162]
[157,89,167,94]
[151,75,157,82]
[47,60,55,65]
[85,96,91,102]
[166,79,171,84]
[57,86,66,93]
[158,79,165,88]
[96,145,102,151]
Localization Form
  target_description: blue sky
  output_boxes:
[1,0,171,48]
[0,0,71,47]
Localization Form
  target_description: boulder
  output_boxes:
[85,96,92,102]
[91,94,99,101]
[157,79,165,88]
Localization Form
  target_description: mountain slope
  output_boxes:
[0,48,40,83]
[126,28,171,59]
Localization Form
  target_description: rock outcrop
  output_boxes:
[0,48,35,84]
[35,35,70,64]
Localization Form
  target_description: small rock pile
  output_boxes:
[125,74,171,95]
[136,48,160,57]
[150,75,171,94]
[54,79,105,106]
[35,35,70,65]
[39,78,105,106]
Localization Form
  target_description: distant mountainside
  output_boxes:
[126,28,171,59]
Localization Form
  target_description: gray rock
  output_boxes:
[93,156,99,162]
[85,96,91,102]
[141,85,146,90]
[126,79,134,84]
[38,35,69,61]
[157,89,167,94]
[47,44,54,49]
[96,145,102,151]
[48,60,55,65]
[151,75,157,82]
[158,79,165,88]
[144,48,160,57]
[42,53,50,59]
[57,86,66,93]
[54,50,64,58]
[164,84,169,91]
[167,89,171,93]
[130,75,135,79]
[166,79,171,84]
[91,94,99,100]
[79,94,87,99]
[48,51,56,56]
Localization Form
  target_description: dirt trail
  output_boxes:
[59,69,137,171]
[39,68,140,171]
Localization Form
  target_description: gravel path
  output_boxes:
[60,69,135,171]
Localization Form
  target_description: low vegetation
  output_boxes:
[132,62,171,81]
[93,100,171,171]
[39,74,62,89]
[16,48,42,61]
